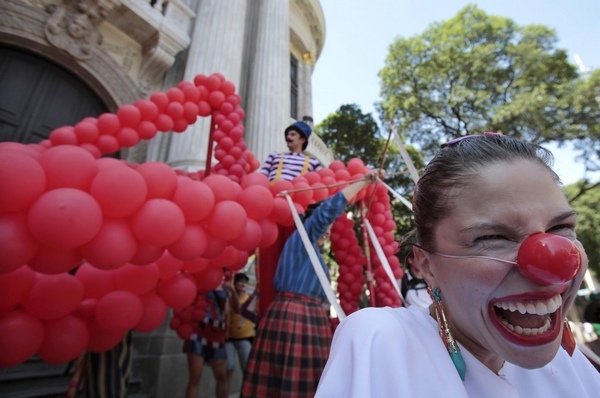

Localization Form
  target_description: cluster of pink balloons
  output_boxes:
[330,214,368,315]
[367,182,403,308]
[0,73,400,368]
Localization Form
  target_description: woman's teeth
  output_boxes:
[494,295,562,315]
[501,317,551,335]
[493,294,562,335]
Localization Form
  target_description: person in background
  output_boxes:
[184,281,229,398]
[400,245,432,310]
[316,133,600,397]
[256,121,323,318]
[260,121,322,182]
[241,169,382,398]
[224,273,255,394]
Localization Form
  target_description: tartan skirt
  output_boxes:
[241,292,333,398]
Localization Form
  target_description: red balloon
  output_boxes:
[0,152,46,212]
[116,263,159,296]
[87,320,125,353]
[136,162,177,199]
[168,223,208,261]
[270,180,294,197]
[116,127,140,147]
[0,266,36,313]
[208,91,226,108]
[134,99,159,121]
[135,294,167,332]
[0,142,41,158]
[97,113,120,135]
[96,134,120,155]
[303,172,321,185]
[150,92,169,112]
[75,262,117,299]
[209,245,241,269]
[96,290,143,333]
[0,310,44,367]
[117,104,141,128]
[194,267,224,294]
[166,87,185,103]
[0,212,38,273]
[257,219,279,248]
[39,146,98,190]
[291,182,313,209]
[89,166,147,218]
[130,244,165,266]
[23,273,84,320]
[198,101,211,116]
[82,219,138,270]
[183,257,210,273]
[237,185,274,220]
[232,219,262,251]
[73,298,97,326]
[269,197,291,223]
[28,245,82,275]
[154,114,174,132]
[138,120,158,140]
[156,251,184,279]
[28,188,103,249]
[206,201,247,241]
[203,174,239,203]
[171,178,215,222]
[241,173,270,189]
[157,274,196,310]
[38,316,89,364]
[347,158,366,175]
[74,121,99,144]
[201,237,227,259]
[130,199,186,247]
[49,126,78,146]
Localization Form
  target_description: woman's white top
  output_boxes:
[316,305,600,397]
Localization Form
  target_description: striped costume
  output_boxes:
[260,152,322,182]
[241,193,348,398]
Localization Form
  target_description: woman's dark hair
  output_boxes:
[412,134,560,250]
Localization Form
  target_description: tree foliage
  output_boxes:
[315,104,422,240]
[564,182,600,278]
[378,4,599,171]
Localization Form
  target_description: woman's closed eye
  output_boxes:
[546,223,577,238]
[474,234,509,242]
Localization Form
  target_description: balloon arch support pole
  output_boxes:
[204,117,215,176]
[360,201,377,307]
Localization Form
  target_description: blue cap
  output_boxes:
[285,121,312,150]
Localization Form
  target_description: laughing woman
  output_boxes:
[316,133,600,397]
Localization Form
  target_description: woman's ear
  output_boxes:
[412,245,434,285]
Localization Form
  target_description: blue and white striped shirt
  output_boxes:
[273,192,348,301]
[260,152,322,181]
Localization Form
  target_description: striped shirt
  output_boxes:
[273,192,348,301]
[260,152,322,181]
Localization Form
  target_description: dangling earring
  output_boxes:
[428,287,466,380]
[561,317,576,357]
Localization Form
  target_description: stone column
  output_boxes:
[165,0,248,171]
[299,57,314,122]
[244,0,291,165]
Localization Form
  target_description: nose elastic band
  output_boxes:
[420,233,581,286]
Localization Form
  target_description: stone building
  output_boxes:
[0,0,331,396]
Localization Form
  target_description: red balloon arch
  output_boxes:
[0,73,403,367]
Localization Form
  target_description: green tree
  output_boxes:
[315,104,423,240]
[378,4,598,163]
[564,182,600,279]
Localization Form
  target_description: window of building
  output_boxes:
[290,55,298,119]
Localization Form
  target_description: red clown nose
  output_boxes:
[517,233,581,286]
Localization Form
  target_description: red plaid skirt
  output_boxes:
[241,292,332,398]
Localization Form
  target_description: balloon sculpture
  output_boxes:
[0,73,402,368]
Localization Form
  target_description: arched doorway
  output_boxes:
[0,46,107,144]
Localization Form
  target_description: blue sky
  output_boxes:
[311,0,600,184]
